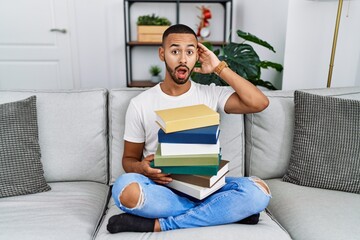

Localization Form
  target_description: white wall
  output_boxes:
[282,0,360,90]
[232,0,289,89]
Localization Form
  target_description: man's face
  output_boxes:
[159,33,198,85]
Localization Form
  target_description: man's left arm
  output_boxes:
[194,42,269,114]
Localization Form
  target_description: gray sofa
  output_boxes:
[0,87,359,240]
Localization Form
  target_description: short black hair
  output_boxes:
[162,24,197,43]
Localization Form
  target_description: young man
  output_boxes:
[107,24,271,233]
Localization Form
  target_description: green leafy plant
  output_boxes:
[192,30,283,90]
[149,65,162,76]
[137,14,171,26]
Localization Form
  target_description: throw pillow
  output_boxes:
[283,91,360,194]
[0,96,51,198]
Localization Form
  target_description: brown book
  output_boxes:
[166,175,226,200]
[170,160,229,188]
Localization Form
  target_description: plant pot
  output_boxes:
[137,26,169,42]
[151,75,162,83]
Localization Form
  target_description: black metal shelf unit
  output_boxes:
[124,0,233,87]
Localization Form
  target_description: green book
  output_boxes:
[154,145,220,167]
[150,161,219,175]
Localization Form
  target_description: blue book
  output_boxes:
[158,125,220,144]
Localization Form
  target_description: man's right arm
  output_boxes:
[122,140,172,185]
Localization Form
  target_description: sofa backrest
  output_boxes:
[0,89,108,184]
[245,87,360,179]
[108,89,142,184]
[109,88,245,184]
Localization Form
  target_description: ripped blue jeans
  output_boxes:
[112,173,271,231]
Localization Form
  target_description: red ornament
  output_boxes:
[196,6,212,39]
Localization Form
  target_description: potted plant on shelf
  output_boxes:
[137,14,171,43]
[149,65,162,83]
[192,30,283,90]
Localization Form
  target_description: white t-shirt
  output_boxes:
[124,81,234,158]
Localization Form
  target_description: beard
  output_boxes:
[164,59,193,85]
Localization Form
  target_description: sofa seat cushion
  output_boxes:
[93,199,291,240]
[0,181,109,240]
[266,178,360,240]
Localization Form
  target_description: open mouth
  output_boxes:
[175,66,189,79]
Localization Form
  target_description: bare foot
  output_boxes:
[154,219,161,232]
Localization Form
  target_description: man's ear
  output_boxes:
[159,47,165,62]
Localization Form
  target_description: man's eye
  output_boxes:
[187,50,194,55]
[172,50,180,55]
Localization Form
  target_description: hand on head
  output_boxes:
[193,42,221,75]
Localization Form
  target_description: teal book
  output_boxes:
[154,145,220,167]
[150,161,219,176]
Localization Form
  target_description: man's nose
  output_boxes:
[179,52,187,64]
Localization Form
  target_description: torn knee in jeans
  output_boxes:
[119,182,144,209]
[250,177,271,196]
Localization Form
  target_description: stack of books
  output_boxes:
[153,104,229,200]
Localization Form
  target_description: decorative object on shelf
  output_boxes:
[137,14,171,42]
[196,6,212,40]
[149,65,162,83]
[191,30,283,90]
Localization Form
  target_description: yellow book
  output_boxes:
[155,104,220,133]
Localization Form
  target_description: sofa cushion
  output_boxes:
[108,88,245,184]
[0,96,51,198]
[245,87,360,179]
[266,178,360,240]
[0,89,108,183]
[108,89,143,184]
[283,91,360,193]
[93,198,291,240]
[0,181,109,240]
